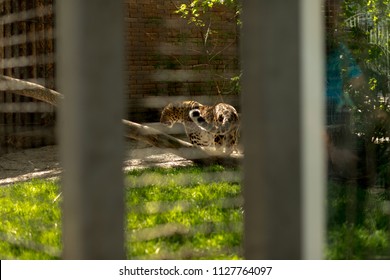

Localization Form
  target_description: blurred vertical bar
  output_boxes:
[57,0,125,259]
[241,0,324,259]
[300,0,325,260]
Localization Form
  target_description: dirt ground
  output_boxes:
[0,142,193,186]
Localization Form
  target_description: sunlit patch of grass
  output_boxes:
[0,180,62,259]
[2,166,388,259]
[125,166,243,259]
[0,165,243,259]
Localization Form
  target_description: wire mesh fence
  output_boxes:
[0,0,56,155]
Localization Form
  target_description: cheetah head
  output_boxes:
[161,101,202,127]
[160,103,176,127]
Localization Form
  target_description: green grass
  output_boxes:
[125,166,243,259]
[0,166,243,260]
[0,180,61,259]
[326,182,390,259]
[1,166,389,259]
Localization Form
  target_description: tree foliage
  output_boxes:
[339,0,390,139]
[175,0,240,27]
[342,0,389,79]
[174,0,241,95]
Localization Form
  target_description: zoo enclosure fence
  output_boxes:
[4,0,387,260]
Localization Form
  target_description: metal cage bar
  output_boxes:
[57,0,125,259]
[241,0,325,259]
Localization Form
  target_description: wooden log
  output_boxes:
[0,75,63,106]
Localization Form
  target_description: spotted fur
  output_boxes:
[160,101,239,154]
[189,103,239,154]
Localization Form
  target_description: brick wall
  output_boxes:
[124,0,240,121]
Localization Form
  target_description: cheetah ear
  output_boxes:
[189,109,200,118]
[189,109,206,125]
[166,103,174,109]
